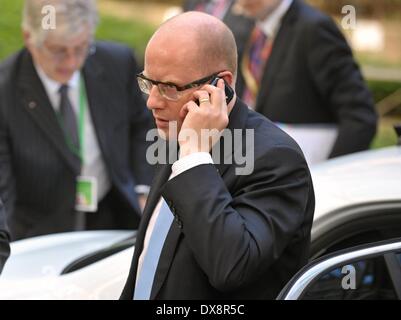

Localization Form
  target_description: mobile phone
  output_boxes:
[210,77,234,105]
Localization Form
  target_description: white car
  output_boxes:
[1,146,401,300]
[0,231,135,299]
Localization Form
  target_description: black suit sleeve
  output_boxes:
[0,232,10,274]
[126,49,154,187]
[306,15,378,158]
[0,85,16,224]
[0,200,10,274]
[161,145,314,291]
[0,112,11,271]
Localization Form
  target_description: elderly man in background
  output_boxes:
[0,0,154,240]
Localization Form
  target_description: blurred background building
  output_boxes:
[1,0,400,149]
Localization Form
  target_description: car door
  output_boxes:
[277,238,401,300]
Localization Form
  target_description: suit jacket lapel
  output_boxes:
[255,0,299,113]
[150,219,181,299]
[81,53,120,170]
[149,98,249,299]
[18,50,81,174]
[127,159,173,295]
[214,98,250,176]
[126,99,249,298]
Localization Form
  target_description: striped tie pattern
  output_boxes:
[241,26,273,109]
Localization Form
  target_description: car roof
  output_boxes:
[311,146,401,220]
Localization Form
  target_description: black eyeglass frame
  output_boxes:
[137,72,222,92]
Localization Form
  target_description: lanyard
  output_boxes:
[78,75,86,163]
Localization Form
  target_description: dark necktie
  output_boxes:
[58,84,80,154]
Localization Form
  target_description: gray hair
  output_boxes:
[22,0,99,46]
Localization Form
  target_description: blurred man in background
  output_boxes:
[183,0,254,63]
[186,0,378,164]
[235,0,378,164]
[0,200,10,273]
[0,0,153,240]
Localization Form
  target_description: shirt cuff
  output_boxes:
[170,152,214,179]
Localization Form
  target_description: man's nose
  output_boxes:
[63,50,81,70]
[146,86,165,110]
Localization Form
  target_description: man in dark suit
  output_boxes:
[0,200,10,273]
[235,0,377,163]
[0,0,153,240]
[121,11,314,300]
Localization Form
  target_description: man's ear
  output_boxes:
[217,71,234,87]
[22,30,32,49]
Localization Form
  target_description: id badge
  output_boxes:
[75,176,98,212]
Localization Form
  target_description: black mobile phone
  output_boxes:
[210,77,234,105]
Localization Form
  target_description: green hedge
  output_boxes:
[0,0,155,63]
[96,16,155,65]
[0,0,25,61]
[367,80,401,104]
[1,0,400,149]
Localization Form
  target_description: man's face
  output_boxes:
[25,28,91,84]
[235,0,282,19]
[144,41,209,140]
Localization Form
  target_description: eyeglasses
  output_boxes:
[137,72,219,101]
[39,41,95,62]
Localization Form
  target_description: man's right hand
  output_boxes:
[178,80,229,158]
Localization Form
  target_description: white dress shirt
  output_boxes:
[258,0,293,39]
[35,65,112,202]
[135,152,213,284]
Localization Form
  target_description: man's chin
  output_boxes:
[54,72,74,83]
[157,127,169,140]
[155,120,180,141]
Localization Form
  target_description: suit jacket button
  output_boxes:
[28,101,37,109]
[175,217,183,229]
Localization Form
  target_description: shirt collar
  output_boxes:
[34,63,80,95]
[258,0,293,38]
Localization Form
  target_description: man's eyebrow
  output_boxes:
[143,73,183,86]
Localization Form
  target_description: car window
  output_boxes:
[300,254,400,300]
[324,227,401,256]
[311,207,401,259]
